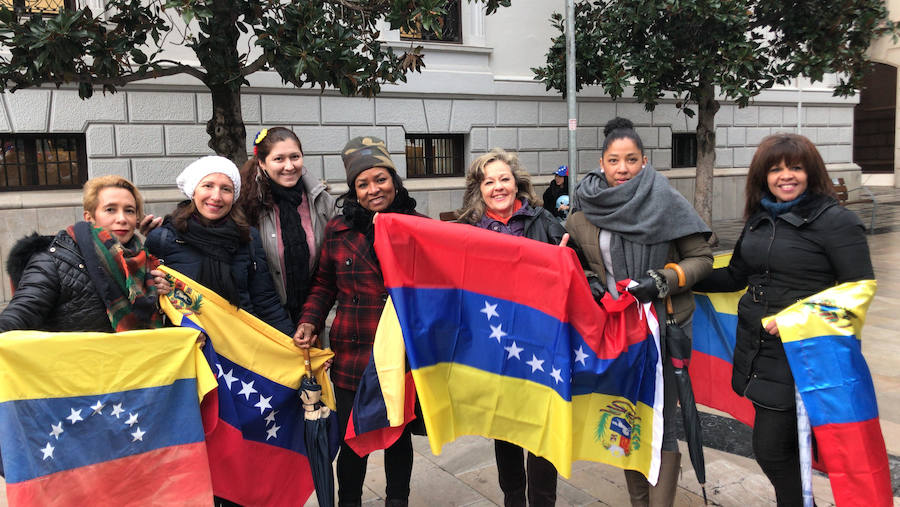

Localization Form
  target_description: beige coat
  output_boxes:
[566,210,712,324]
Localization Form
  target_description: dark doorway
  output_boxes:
[854,62,896,173]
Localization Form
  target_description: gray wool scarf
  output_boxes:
[573,164,710,282]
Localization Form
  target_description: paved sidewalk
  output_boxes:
[1,191,898,506]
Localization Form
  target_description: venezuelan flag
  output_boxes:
[690,254,755,425]
[765,280,891,506]
[0,327,216,506]
[372,214,663,481]
[159,266,338,507]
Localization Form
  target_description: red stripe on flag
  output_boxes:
[206,419,315,507]
[345,372,418,457]
[689,350,754,426]
[813,418,892,507]
[6,442,213,506]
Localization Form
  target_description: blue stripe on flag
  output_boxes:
[0,378,202,483]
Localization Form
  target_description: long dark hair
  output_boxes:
[239,127,305,226]
[169,200,251,243]
[744,134,836,218]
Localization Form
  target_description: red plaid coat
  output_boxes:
[299,216,392,391]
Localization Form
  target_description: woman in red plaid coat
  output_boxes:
[294,136,421,507]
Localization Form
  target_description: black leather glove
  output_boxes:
[587,275,606,304]
[626,274,662,303]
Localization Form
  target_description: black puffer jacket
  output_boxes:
[695,193,873,410]
[0,231,113,333]
[145,222,295,336]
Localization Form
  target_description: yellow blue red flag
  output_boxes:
[0,327,217,506]
[764,280,891,506]
[371,214,664,481]
[159,266,337,507]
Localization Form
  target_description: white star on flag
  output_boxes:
[40,442,54,460]
[216,363,225,377]
[489,324,507,343]
[49,422,64,440]
[526,355,545,373]
[504,341,524,360]
[90,401,104,415]
[266,424,280,441]
[131,427,146,442]
[221,368,238,389]
[255,395,273,414]
[238,380,257,400]
[574,346,589,366]
[264,410,278,426]
[125,413,139,427]
[66,408,83,424]
[110,403,125,418]
[550,367,564,384]
[480,301,499,320]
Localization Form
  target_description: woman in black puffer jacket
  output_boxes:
[695,134,873,505]
[1,175,167,333]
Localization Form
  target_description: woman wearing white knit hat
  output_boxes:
[146,155,295,335]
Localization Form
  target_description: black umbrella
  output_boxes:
[663,263,707,504]
[300,349,334,507]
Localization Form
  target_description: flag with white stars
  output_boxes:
[159,266,339,507]
[0,327,217,506]
[372,214,664,482]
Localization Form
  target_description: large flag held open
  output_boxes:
[765,280,891,506]
[370,214,663,481]
[0,327,217,506]
[160,266,338,507]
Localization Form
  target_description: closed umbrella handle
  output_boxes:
[303,347,313,378]
[663,263,687,315]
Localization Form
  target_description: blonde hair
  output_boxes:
[82,175,145,219]
[456,148,539,224]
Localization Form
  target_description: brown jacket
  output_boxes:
[566,211,712,324]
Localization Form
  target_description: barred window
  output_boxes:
[405,134,465,178]
[672,133,697,168]
[400,0,462,43]
[0,134,88,191]
[0,0,76,15]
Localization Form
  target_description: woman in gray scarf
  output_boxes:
[566,117,713,507]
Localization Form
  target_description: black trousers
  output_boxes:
[753,404,803,507]
[335,386,413,506]
[494,440,557,507]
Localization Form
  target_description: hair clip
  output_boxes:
[254,128,269,146]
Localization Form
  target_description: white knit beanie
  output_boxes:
[176,155,241,200]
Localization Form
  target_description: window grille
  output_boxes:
[0,133,88,191]
[405,134,465,178]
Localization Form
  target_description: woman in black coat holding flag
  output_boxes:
[456,148,571,507]
[694,134,873,505]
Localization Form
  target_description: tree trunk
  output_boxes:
[206,84,247,167]
[200,0,247,166]
[694,81,719,238]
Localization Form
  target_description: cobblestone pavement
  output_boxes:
[1,188,899,507]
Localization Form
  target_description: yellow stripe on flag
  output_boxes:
[373,296,408,427]
[764,280,877,344]
[158,265,334,408]
[695,253,744,315]
[0,328,215,402]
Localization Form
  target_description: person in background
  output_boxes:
[542,165,570,220]
[694,134,873,505]
[238,127,337,325]
[145,155,295,336]
[567,117,712,507]
[456,148,572,507]
[1,175,168,333]
[294,136,421,507]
